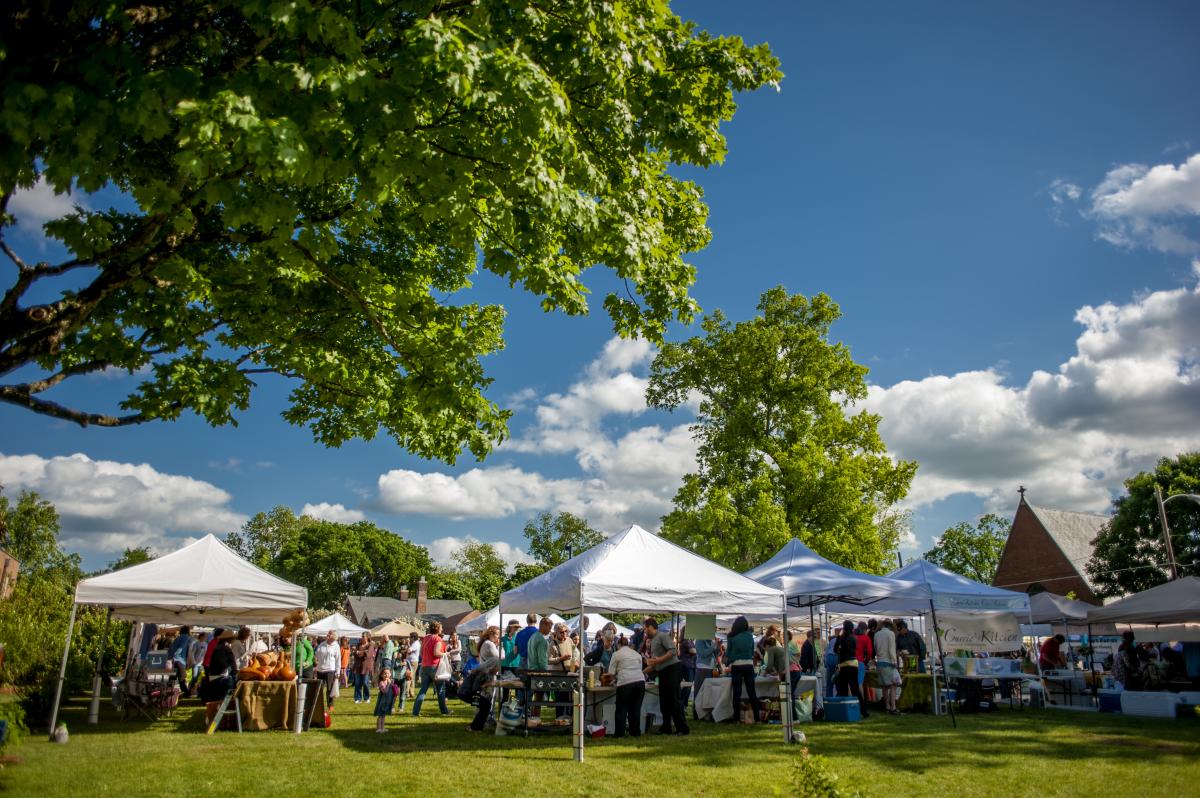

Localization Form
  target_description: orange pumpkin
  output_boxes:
[278,665,297,681]
[238,668,263,681]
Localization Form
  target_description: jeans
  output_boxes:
[692,666,713,719]
[172,661,191,696]
[730,664,762,722]
[656,662,689,733]
[412,665,448,715]
[395,674,408,711]
[317,670,338,704]
[353,671,371,702]
[614,681,645,737]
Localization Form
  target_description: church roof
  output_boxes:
[1025,503,1109,590]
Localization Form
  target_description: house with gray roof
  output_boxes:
[344,577,475,629]
[992,490,1109,604]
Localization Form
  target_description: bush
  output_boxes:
[792,747,862,798]
[0,697,27,750]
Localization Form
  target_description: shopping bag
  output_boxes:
[434,654,452,682]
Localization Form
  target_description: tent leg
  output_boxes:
[88,608,114,725]
[1088,623,1097,704]
[48,602,78,740]
[929,601,956,729]
[574,589,585,763]
[783,601,794,743]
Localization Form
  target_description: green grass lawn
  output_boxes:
[4,692,1199,797]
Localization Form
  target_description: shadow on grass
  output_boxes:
[50,692,1200,775]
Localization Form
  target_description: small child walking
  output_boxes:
[374,668,398,733]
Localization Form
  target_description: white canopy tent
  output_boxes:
[566,612,635,640]
[744,538,930,609]
[50,534,308,738]
[827,559,1031,616]
[498,524,785,760]
[457,606,538,635]
[1029,591,1091,624]
[1087,576,1200,626]
[303,611,369,637]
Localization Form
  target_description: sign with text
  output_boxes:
[936,614,1022,652]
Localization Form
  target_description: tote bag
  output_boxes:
[434,653,452,681]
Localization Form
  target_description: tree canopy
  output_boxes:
[1087,452,1200,598]
[648,287,917,573]
[923,513,1009,584]
[522,510,605,567]
[0,1,780,463]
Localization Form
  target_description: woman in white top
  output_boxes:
[874,619,900,716]
[469,626,502,732]
[607,637,646,738]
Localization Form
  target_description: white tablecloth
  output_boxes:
[695,676,789,723]
[586,682,683,733]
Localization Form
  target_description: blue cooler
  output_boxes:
[825,696,861,722]
[1098,689,1122,713]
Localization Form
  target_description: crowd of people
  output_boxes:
[151,612,935,732]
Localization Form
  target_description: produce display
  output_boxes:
[236,609,309,682]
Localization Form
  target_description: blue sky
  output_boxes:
[3,1,1200,572]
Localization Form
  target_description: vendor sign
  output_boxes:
[936,614,1022,652]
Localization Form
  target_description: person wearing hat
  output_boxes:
[198,628,238,703]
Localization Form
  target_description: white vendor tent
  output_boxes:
[498,524,785,761]
[50,534,308,738]
[1087,576,1200,626]
[745,538,930,608]
[1029,591,1092,624]
[304,611,369,637]
[566,612,635,640]
[828,559,1031,616]
[499,524,784,616]
[457,606,538,635]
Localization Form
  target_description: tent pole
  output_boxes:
[928,600,956,729]
[782,598,794,743]
[87,608,114,725]
[48,602,78,740]
[574,585,585,763]
[1088,622,1097,704]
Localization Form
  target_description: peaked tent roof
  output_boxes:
[566,613,635,639]
[457,606,537,635]
[828,559,1031,615]
[371,619,424,638]
[74,534,307,624]
[303,611,369,637]
[1026,503,1108,591]
[499,525,783,615]
[1028,591,1093,624]
[1087,576,1200,625]
[743,538,930,607]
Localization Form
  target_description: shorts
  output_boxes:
[876,663,897,686]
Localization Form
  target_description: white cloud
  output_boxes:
[1087,153,1200,254]
[865,274,1200,515]
[300,502,366,524]
[0,452,247,555]
[8,176,83,234]
[378,336,699,533]
[426,535,533,569]
[1047,179,1082,226]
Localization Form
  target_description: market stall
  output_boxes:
[303,612,369,638]
[498,524,785,761]
[50,534,308,737]
[458,607,536,635]
[566,613,635,641]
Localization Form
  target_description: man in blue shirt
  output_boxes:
[168,625,193,697]
[514,613,539,669]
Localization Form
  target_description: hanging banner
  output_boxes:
[936,613,1022,652]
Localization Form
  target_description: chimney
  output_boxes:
[399,585,409,602]
[416,576,427,614]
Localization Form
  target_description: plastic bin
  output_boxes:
[1097,689,1122,713]
[825,696,861,723]
[1120,691,1180,718]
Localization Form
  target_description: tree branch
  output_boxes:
[0,384,167,428]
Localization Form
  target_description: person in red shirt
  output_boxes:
[203,628,224,668]
[1039,634,1067,670]
[854,622,873,692]
[411,621,449,716]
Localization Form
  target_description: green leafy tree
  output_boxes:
[449,540,507,608]
[923,513,1009,584]
[502,561,551,592]
[225,505,308,569]
[523,511,605,567]
[428,568,483,610]
[273,519,432,609]
[1087,453,1200,598]
[0,1,780,463]
[648,287,917,573]
[0,489,81,580]
[102,546,154,573]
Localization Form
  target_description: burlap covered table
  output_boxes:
[235,681,295,730]
[864,671,933,711]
